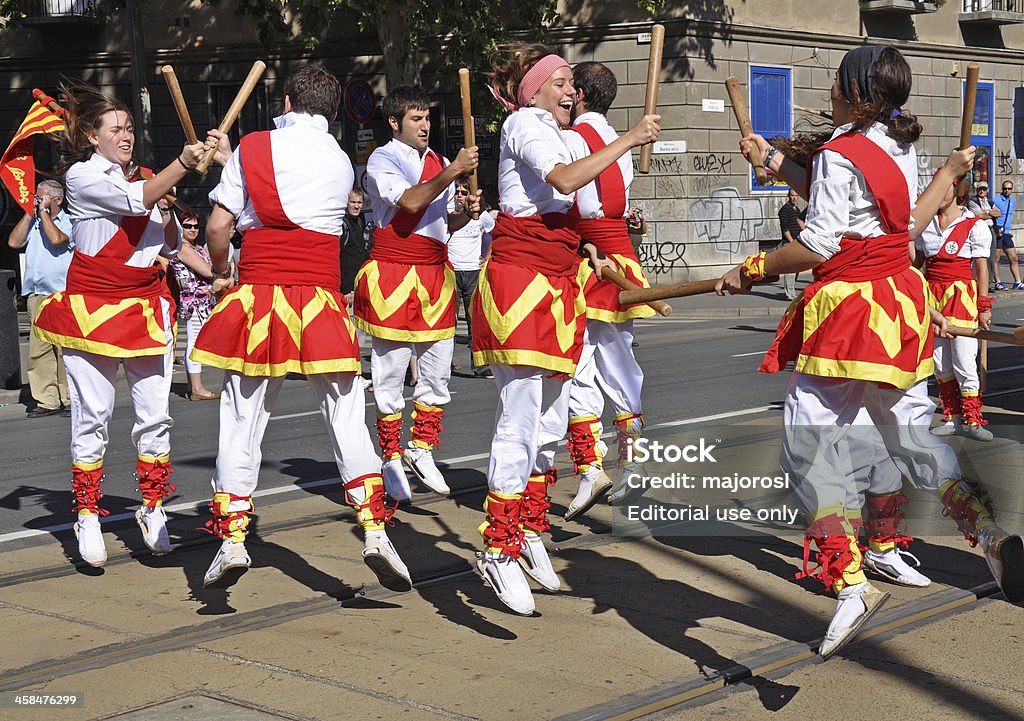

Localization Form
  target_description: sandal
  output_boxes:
[187,390,221,401]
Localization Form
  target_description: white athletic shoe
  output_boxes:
[518,533,560,591]
[363,532,413,592]
[74,512,107,567]
[819,581,890,658]
[608,463,647,505]
[960,423,994,442]
[382,457,412,502]
[930,420,960,437]
[403,444,451,495]
[135,505,171,555]
[979,525,1024,603]
[565,467,613,521]
[203,540,251,588]
[863,548,931,587]
[476,551,535,615]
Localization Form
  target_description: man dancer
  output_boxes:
[193,63,412,592]
[563,62,656,521]
[355,86,479,501]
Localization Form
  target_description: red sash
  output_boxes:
[925,215,979,283]
[489,212,580,277]
[762,131,915,373]
[567,123,627,219]
[237,131,340,287]
[65,215,164,300]
[576,217,634,255]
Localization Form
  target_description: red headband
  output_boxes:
[489,54,571,111]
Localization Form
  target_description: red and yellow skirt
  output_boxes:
[471,260,587,374]
[928,278,978,329]
[762,267,934,388]
[578,253,656,323]
[34,291,172,358]
[191,284,360,377]
[352,260,456,342]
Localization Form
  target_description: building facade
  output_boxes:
[3,0,1024,282]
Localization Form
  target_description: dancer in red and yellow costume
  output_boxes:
[474,44,660,614]
[718,45,1023,657]
[355,86,480,501]
[34,81,215,567]
[192,64,412,592]
[915,183,993,441]
[563,61,656,521]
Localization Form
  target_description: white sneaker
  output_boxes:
[863,548,931,587]
[608,463,647,505]
[518,533,560,591]
[476,551,535,615]
[135,505,171,555]
[403,444,451,495]
[360,377,372,391]
[930,420,960,437]
[565,467,612,521]
[382,458,412,502]
[979,526,1024,603]
[74,512,107,567]
[819,581,890,658]
[960,424,994,442]
[203,540,251,588]
[363,533,412,592]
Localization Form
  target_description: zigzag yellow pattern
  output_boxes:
[476,272,581,353]
[357,261,455,327]
[64,293,166,344]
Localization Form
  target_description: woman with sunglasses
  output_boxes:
[170,212,224,400]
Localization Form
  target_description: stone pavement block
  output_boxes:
[0,605,131,672]
[107,694,293,720]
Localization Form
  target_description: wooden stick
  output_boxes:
[195,60,267,175]
[620,278,720,304]
[601,269,672,316]
[980,339,988,394]
[956,63,981,199]
[638,24,665,174]
[949,323,1024,347]
[792,103,833,121]
[137,168,194,215]
[161,65,199,145]
[458,68,480,220]
[726,76,769,186]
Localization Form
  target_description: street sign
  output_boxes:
[345,80,376,124]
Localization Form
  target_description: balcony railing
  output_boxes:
[961,0,1024,22]
[859,0,938,14]
[19,0,95,24]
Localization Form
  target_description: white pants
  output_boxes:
[568,319,644,420]
[488,365,571,495]
[369,336,453,415]
[212,371,381,499]
[64,349,174,464]
[184,313,206,374]
[933,335,980,393]
[782,372,960,514]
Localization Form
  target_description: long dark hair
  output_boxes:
[56,79,137,176]
[843,46,922,144]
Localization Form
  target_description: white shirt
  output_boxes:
[967,195,995,228]
[210,112,352,235]
[498,107,573,217]
[66,153,176,268]
[448,212,496,270]
[916,208,992,260]
[366,138,453,243]
[799,122,918,261]
[563,112,632,219]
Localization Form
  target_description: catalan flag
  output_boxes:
[1,92,65,212]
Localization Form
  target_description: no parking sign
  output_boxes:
[344,80,376,124]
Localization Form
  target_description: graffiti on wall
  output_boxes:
[997,149,1024,178]
[691,152,733,176]
[689,187,766,254]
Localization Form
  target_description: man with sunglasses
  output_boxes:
[990,179,1023,290]
[447,176,494,378]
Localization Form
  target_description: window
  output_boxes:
[209,83,270,148]
[749,66,791,191]
[969,81,994,188]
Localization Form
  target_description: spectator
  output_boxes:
[626,206,646,253]
[447,175,495,377]
[170,211,222,400]
[7,179,74,418]
[340,188,375,390]
[991,179,1023,290]
[967,181,1000,291]
[777,188,806,300]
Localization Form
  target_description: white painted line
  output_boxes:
[983,386,1024,399]
[0,403,778,546]
[270,392,457,421]
[730,350,767,358]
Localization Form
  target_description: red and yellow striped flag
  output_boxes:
[1,93,65,212]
